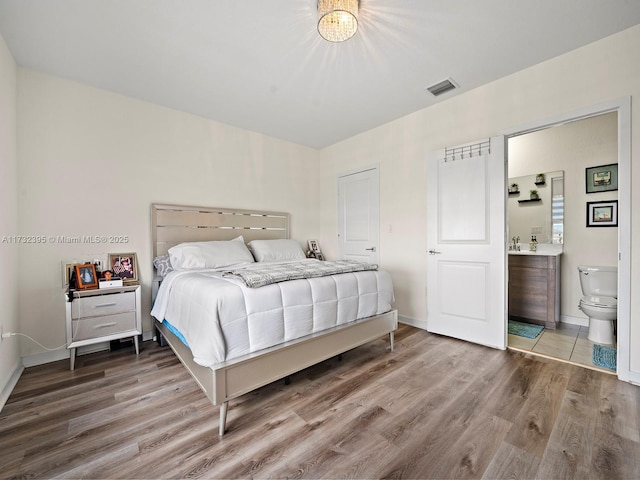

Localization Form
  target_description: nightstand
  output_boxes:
[65,284,141,370]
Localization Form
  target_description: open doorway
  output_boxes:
[503,98,631,380]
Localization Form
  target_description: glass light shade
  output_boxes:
[317,0,359,42]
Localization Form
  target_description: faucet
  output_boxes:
[510,236,520,251]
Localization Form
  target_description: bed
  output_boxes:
[150,204,397,436]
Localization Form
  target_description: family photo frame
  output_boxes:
[585,163,618,194]
[586,200,618,227]
[108,253,139,284]
[74,263,98,290]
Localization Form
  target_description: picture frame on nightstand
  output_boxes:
[109,253,138,284]
[63,262,78,289]
[74,263,98,289]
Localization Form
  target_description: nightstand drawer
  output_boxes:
[71,312,137,341]
[71,291,135,319]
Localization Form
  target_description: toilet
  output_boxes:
[578,265,617,344]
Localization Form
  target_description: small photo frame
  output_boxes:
[63,262,78,289]
[308,240,320,253]
[586,163,618,194]
[587,200,618,227]
[74,263,98,290]
[108,253,138,284]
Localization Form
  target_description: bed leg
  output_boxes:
[219,402,228,436]
[389,331,395,352]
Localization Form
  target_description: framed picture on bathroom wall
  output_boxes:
[585,163,618,193]
[586,200,618,227]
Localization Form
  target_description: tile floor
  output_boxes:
[508,322,616,374]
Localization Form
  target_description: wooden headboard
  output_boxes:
[151,204,290,258]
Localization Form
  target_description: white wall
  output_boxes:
[0,32,20,400]
[318,25,640,374]
[17,69,320,358]
[509,112,618,323]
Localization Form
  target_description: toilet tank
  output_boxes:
[578,265,618,297]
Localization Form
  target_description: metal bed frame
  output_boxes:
[151,203,397,435]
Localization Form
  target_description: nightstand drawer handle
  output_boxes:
[95,322,117,329]
[93,302,117,308]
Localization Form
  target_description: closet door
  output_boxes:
[426,137,506,349]
[338,167,379,264]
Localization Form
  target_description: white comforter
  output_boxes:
[151,260,394,367]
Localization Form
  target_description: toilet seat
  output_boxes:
[580,295,617,309]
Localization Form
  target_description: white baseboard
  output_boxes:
[560,314,588,327]
[22,347,70,368]
[22,331,154,368]
[398,315,428,331]
[0,360,24,412]
[400,314,588,330]
[22,341,113,367]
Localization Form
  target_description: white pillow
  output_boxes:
[168,236,254,270]
[248,239,306,262]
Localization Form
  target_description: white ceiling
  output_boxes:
[1,1,640,149]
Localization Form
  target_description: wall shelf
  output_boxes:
[518,198,541,203]
[534,181,546,186]
[508,190,520,195]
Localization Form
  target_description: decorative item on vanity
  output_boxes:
[529,189,539,200]
[578,265,618,345]
[509,236,520,251]
[529,235,537,252]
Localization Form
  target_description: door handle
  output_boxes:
[365,247,376,252]
[428,249,442,255]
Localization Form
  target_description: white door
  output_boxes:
[338,167,379,263]
[426,137,506,349]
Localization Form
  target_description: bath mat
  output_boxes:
[508,320,544,339]
[592,344,617,371]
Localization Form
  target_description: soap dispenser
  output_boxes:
[529,235,537,252]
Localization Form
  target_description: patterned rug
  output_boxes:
[508,320,544,339]
[592,344,617,371]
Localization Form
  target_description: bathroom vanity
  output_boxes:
[508,248,561,329]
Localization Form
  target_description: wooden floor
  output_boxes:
[2,325,639,479]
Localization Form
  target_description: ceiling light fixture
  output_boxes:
[317,0,359,43]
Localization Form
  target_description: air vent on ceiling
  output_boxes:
[426,78,458,97]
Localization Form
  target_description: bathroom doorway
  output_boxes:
[504,99,631,380]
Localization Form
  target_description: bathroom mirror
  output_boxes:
[508,170,564,245]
